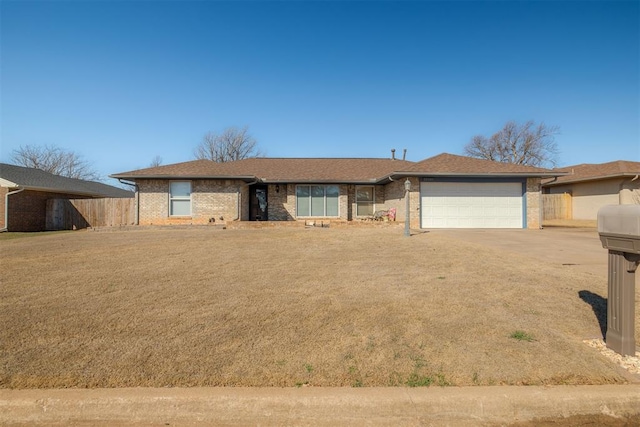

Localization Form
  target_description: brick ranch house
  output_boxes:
[111,153,562,229]
[0,163,133,232]
[543,160,640,220]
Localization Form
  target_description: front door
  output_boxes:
[250,186,268,221]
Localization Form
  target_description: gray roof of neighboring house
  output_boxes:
[0,163,134,198]
[111,153,562,183]
[543,160,640,186]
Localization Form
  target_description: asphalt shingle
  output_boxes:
[544,160,640,186]
[1,163,133,198]
[112,158,416,183]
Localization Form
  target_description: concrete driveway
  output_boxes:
[433,227,608,279]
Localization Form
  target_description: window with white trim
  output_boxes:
[356,185,375,216]
[169,181,191,216]
[296,185,339,217]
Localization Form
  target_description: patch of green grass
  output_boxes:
[435,373,451,387]
[304,363,313,373]
[437,276,446,280]
[406,373,434,387]
[510,330,536,342]
[0,230,74,241]
[352,379,363,387]
[472,371,480,385]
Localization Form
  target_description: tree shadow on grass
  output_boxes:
[578,290,607,340]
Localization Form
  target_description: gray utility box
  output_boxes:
[597,205,640,356]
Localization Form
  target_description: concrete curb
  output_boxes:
[1,385,640,426]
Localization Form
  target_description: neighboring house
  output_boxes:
[111,153,560,229]
[542,160,640,220]
[0,163,133,232]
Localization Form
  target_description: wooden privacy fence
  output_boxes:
[46,198,135,230]
[542,193,572,220]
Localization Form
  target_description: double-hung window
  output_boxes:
[356,186,375,216]
[169,181,191,216]
[296,185,339,217]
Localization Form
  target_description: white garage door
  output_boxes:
[420,181,524,229]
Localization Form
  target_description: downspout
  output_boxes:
[538,182,542,229]
[118,179,139,225]
[619,174,640,205]
[235,189,241,221]
[1,187,25,232]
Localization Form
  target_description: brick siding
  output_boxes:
[2,189,92,232]
[137,179,246,225]
[134,177,538,229]
[526,178,542,229]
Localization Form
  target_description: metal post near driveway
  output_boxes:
[404,178,411,237]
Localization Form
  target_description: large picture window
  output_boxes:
[296,185,339,217]
[356,186,375,216]
[169,181,191,216]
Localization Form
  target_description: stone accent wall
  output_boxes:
[526,178,542,229]
[137,179,245,225]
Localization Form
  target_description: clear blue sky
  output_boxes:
[1,1,638,182]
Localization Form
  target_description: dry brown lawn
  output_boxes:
[0,226,634,388]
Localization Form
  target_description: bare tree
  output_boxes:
[11,144,100,180]
[149,155,163,168]
[194,126,262,162]
[464,121,560,167]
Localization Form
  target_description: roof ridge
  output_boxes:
[247,157,413,160]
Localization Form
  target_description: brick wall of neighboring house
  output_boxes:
[526,178,542,229]
[137,179,246,225]
[4,189,92,232]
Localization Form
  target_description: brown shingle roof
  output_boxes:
[543,160,640,186]
[111,158,415,183]
[399,153,559,176]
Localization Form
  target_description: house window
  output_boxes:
[169,181,191,216]
[296,185,339,217]
[356,186,375,216]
